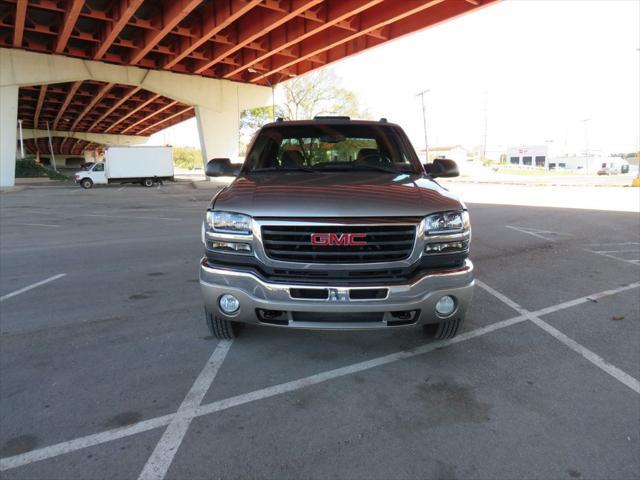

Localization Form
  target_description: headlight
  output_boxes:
[206,211,252,234]
[424,211,469,235]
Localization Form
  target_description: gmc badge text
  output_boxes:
[200,117,473,339]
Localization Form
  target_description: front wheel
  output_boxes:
[80,178,93,189]
[143,178,154,187]
[205,309,239,339]
[423,316,465,340]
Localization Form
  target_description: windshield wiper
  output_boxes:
[309,163,401,174]
[350,164,401,174]
[250,166,317,173]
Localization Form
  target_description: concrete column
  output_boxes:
[195,105,239,168]
[0,85,18,187]
[1,48,271,185]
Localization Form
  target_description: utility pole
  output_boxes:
[482,91,488,163]
[417,89,430,162]
[636,48,640,184]
[581,118,591,174]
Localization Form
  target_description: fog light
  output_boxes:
[435,295,456,316]
[219,294,240,314]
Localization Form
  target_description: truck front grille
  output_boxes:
[261,224,416,264]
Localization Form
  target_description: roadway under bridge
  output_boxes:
[0,0,496,186]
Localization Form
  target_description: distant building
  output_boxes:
[506,145,549,168]
[422,145,469,163]
[506,145,626,174]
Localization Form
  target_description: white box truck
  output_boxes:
[74,146,174,189]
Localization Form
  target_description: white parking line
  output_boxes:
[0,274,66,302]
[194,315,526,418]
[1,280,638,472]
[529,316,640,394]
[534,282,640,316]
[0,313,526,472]
[0,415,174,472]
[476,280,640,394]
[82,214,181,221]
[137,340,233,480]
[4,223,60,228]
[595,249,640,254]
[505,225,571,241]
[583,242,640,266]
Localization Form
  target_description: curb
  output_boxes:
[190,180,228,190]
[444,179,633,188]
[0,186,26,194]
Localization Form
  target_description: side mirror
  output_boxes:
[424,158,459,178]
[205,158,240,177]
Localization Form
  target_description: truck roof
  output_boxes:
[262,116,401,129]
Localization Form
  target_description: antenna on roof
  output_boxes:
[379,117,388,123]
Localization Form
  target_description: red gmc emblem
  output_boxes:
[310,233,367,246]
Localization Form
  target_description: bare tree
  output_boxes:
[239,69,369,153]
[279,69,368,120]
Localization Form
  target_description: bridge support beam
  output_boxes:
[21,129,147,145]
[0,85,18,187]
[0,48,271,187]
[196,106,240,169]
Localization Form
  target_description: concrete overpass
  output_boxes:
[0,0,496,186]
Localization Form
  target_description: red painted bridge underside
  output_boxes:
[2,0,496,152]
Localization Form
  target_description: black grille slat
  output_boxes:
[268,249,410,257]
[264,239,414,246]
[262,229,415,237]
[262,224,416,264]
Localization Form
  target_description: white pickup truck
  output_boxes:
[74,146,174,189]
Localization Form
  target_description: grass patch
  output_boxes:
[15,160,70,181]
[497,167,573,176]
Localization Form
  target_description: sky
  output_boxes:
[148,0,640,156]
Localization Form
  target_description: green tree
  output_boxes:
[239,106,273,155]
[173,146,202,170]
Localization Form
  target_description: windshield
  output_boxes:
[244,124,421,174]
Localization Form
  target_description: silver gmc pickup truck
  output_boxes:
[200,116,473,339]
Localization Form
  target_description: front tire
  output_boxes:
[423,316,465,340]
[205,309,239,339]
[143,178,154,187]
[80,178,93,189]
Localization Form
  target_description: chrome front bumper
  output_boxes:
[200,258,474,330]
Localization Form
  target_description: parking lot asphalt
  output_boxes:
[1,182,638,480]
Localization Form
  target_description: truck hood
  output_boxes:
[211,172,463,218]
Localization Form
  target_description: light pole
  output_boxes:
[636,48,640,183]
[581,118,591,174]
[417,89,430,162]
[482,91,488,163]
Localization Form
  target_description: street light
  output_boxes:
[416,89,430,162]
[581,118,591,174]
[635,48,640,185]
